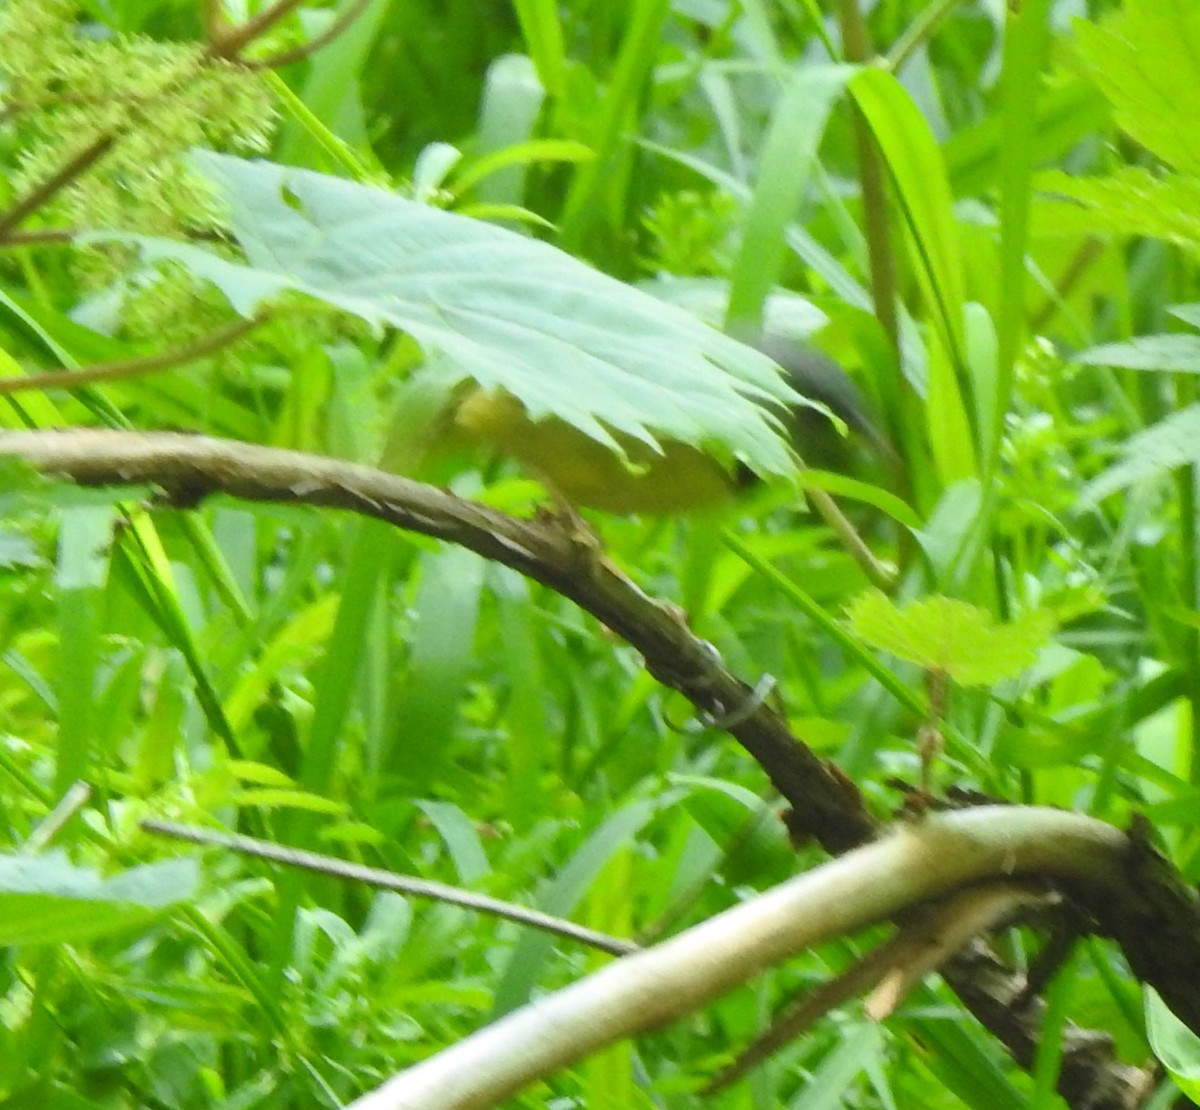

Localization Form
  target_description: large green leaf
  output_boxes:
[105,151,802,480]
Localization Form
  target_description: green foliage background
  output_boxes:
[1,0,1199,1106]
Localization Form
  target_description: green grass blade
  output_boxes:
[726,64,855,333]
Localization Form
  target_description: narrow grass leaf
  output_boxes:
[223,594,338,735]
[415,799,490,884]
[117,513,237,750]
[387,545,483,787]
[512,0,566,97]
[993,0,1054,463]
[494,574,550,822]
[639,139,872,311]
[54,505,112,791]
[788,1023,882,1110]
[274,0,394,171]
[557,0,672,249]
[848,68,967,366]
[451,139,594,200]
[491,794,669,1015]
[910,1000,1027,1109]
[726,64,855,331]
[304,518,394,793]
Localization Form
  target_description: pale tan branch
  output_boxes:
[706,880,1052,1095]
[346,808,1130,1110]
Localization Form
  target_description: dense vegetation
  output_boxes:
[2,0,1200,1107]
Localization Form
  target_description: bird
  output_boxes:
[402,335,891,515]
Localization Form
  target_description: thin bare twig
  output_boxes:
[0,228,76,247]
[23,781,93,853]
[0,314,268,397]
[142,819,639,956]
[803,473,896,589]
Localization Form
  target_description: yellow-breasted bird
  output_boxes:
[437,334,890,514]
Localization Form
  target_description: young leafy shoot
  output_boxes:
[846,590,1053,687]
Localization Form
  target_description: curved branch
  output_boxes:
[346,807,1131,1110]
[0,428,875,854]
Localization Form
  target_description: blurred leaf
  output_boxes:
[849,67,966,364]
[1082,404,1200,504]
[1075,0,1200,175]
[449,138,594,199]
[231,789,347,814]
[1034,167,1200,252]
[1146,987,1200,1099]
[227,761,297,787]
[1076,333,1200,371]
[796,469,919,528]
[415,799,490,884]
[491,794,669,1015]
[846,590,1054,686]
[1170,303,1200,329]
[0,852,198,945]
[672,775,794,887]
[512,0,565,97]
[726,64,853,331]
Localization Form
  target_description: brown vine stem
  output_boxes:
[0,313,268,397]
[206,0,308,60]
[0,228,75,247]
[0,135,115,243]
[704,882,1054,1094]
[245,0,375,70]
